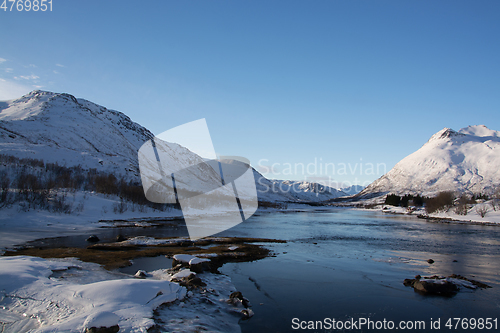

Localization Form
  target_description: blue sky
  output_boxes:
[1,0,499,187]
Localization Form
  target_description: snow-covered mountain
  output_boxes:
[358,125,500,198]
[340,185,365,196]
[0,90,154,178]
[256,177,347,202]
[0,90,342,203]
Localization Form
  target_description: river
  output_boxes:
[217,209,500,332]
[17,208,500,332]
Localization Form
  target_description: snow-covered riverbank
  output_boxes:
[0,256,186,332]
[0,254,251,332]
[378,201,500,225]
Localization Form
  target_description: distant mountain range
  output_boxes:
[0,91,346,203]
[261,179,348,202]
[357,125,500,199]
[340,185,365,196]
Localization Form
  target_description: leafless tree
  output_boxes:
[454,194,470,216]
[490,186,500,211]
[476,205,489,218]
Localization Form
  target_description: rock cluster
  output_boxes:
[404,274,491,296]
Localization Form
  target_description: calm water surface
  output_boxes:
[218,209,500,333]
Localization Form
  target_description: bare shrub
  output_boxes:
[50,192,72,214]
[455,194,470,216]
[490,200,498,212]
[113,199,128,214]
[476,205,489,218]
[94,174,119,195]
[0,172,10,205]
[74,201,85,213]
[491,186,500,211]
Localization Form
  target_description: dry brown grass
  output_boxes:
[3,237,286,270]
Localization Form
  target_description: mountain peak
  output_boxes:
[0,90,84,121]
[428,127,464,142]
[0,90,158,179]
[459,125,500,138]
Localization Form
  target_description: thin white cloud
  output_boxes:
[32,85,43,89]
[55,64,65,67]
[53,70,59,74]
[19,74,40,80]
[5,68,13,73]
[27,64,37,68]
[0,58,6,64]
[0,79,33,100]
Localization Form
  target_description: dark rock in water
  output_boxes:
[85,326,119,333]
[453,260,458,262]
[240,309,254,319]
[427,259,434,264]
[167,263,183,273]
[115,234,126,242]
[171,259,184,268]
[230,291,243,300]
[189,260,211,274]
[228,291,253,318]
[134,270,147,278]
[403,279,416,287]
[230,291,251,308]
[413,280,458,296]
[86,235,100,242]
[403,275,421,287]
[404,274,491,296]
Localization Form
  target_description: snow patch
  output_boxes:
[0,256,186,332]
